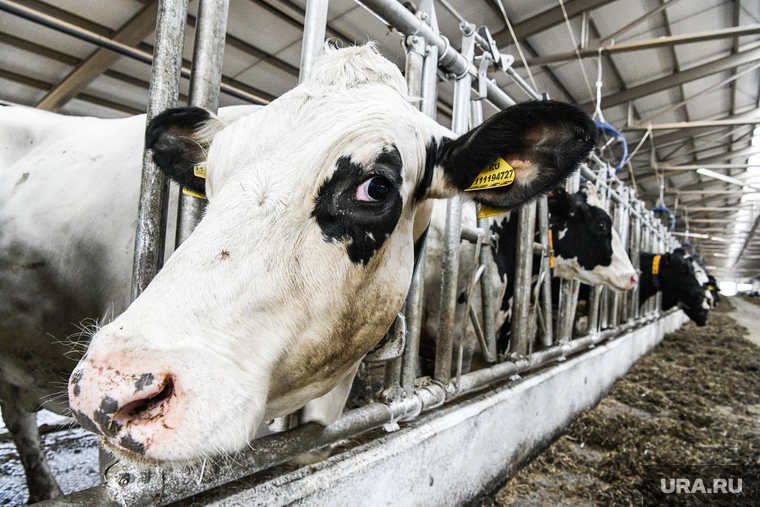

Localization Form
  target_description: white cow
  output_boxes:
[53,45,595,469]
[0,103,257,501]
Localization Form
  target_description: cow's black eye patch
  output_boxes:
[312,146,404,265]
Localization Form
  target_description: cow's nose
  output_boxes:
[629,272,639,288]
[69,361,181,456]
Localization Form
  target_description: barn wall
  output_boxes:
[187,310,688,507]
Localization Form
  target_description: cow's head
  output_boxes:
[659,248,708,326]
[548,182,638,290]
[68,44,597,463]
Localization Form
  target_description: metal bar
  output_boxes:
[175,0,230,248]
[433,22,474,385]
[400,7,436,394]
[537,195,553,347]
[384,33,429,397]
[298,0,329,83]
[359,0,516,110]
[469,99,498,363]
[509,200,537,355]
[131,0,189,301]
[629,200,642,321]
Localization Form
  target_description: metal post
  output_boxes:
[434,22,474,386]
[557,172,581,342]
[299,0,329,83]
[509,200,537,356]
[537,195,554,347]
[131,0,190,301]
[384,32,427,396]
[175,0,230,247]
[469,99,497,362]
[402,0,439,394]
[628,199,641,320]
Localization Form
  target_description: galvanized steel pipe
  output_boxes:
[175,0,230,247]
[131,0,189,301]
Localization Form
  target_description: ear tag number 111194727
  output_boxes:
[465,157,515,218]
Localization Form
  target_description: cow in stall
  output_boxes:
[2,45,597,498]
[639,248,709,325]
[420,181,638,371]
[689,256,715,309]
[0,103,259,502]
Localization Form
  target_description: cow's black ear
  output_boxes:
[145,107,227,194]
[423,100,597,210]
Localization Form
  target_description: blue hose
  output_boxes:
[652,204,676,231]
[595,119,628,173]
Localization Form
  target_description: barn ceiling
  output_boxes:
[1,0,759,282]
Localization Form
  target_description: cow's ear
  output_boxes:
[145,107,227,195]
[420,100,597,210]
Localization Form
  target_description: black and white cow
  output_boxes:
[689,256,715,309]
[63,45,597,465]
[420,182,638,369]
[0,103,259,501]
[639,248,708,325]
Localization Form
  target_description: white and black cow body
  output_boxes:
[689,257,715,309]
[0,104,259,501]
[420,182,637,370]
[639,248,708,326]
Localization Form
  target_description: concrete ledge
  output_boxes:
[192,311,688,507]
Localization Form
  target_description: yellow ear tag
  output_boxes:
[182,164,208,199]
[548,229,555,269]
[465,157,515,192]
[182,187,207,200]
[652,255,661,275]
[478,204,509,219]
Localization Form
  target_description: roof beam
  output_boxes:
[36,0,159,111]
[0,67,142,114]
[625,118,760,130]
[491,0,617,47]
[515,24,760,67]
[584,42,760,110]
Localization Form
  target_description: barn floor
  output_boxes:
[478,297,760,507]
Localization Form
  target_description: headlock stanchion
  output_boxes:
[36,0,693,505]
[131,0,189,301]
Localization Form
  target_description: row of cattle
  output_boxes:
[0,45,710,503]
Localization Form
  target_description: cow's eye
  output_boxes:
[597,221,609,233]
[355,176,391,202]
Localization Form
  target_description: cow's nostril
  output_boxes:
[117,376,174,422]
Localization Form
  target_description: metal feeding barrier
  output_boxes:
[34,0,684,505]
